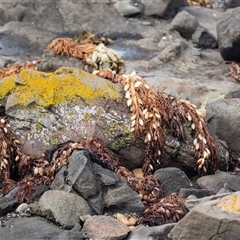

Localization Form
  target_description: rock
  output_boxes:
[37,190,92,229]
[170,10,199,39]
[114,1,141,17]
[82,215,129,240]
[15,203,29,213]
[56,223,87,240]
[169,192,240,239]
[141,0,187,17]
[38,49,85,72]
[104,181,145,214]
[2,67,144,169]
[217,7,240,61]
[0,216,64,240]
[154,167,194,197]
[197,171,240,194]
[180,6,221,38]
[206,98,240,157]
[125,223,176,240]
[185,192,233,210]
[192,26,218,49]
[178,187,211,198]
[0,196,18,215]
[51,150,145,215]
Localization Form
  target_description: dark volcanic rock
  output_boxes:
[154,167,194,197]
[51,150,145,215]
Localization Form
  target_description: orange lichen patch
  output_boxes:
[217,194,240,213]
[3,67,123,108]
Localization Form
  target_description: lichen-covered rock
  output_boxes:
[169,192,240,239]
[1,67,144,169]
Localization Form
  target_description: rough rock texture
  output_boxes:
[0,216,65,240]
[82,215,130,240]
[197,171,240,194]
[217,7,240,61]
[192,26,218,49]
[206,98,240,157]
[38,49,85,72]
[178,187,211,198]
[170,10,199,39]
[169,192,240,239]
[126,223,176,240]
[35,190,92,229]
[154,167,194,196]
[2,67,144,168]
[51,150,145,215]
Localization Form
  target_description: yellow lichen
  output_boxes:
[4,67,123,108]
[217,194,240,213]
[0,77,15,99]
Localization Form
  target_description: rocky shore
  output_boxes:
[1,1,240,239]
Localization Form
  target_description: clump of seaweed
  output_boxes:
[95,69,219,176]
[47,38,124,73]
[0,61,39,80]
[0,70,231,226]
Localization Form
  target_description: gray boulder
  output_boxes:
[197,171,240,194]
[113,0,141,17]
[206,98,240,157]
[82,215,129,240]
[0,216,64,240]
[35,190,92,229]
[51,150,145,215]
[217,7,240,61]
[170,10,199,39]
[38,49,85,72]
[125,223,176,240]
[169,192,240,239]
[142,0,187,17]
[192,26,218,49]
[154,167,194,197]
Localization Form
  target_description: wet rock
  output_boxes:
[125,223,176,240]
[82,215,129,240]
[154,167,194,197]
[197,171,240,194]
[170,10,199,39]
[51,150,145,215]
[217,7,240,61]
[206,98,240,157]
[36,190,92,229]
[192,26,218,49]
[169,192,240,239]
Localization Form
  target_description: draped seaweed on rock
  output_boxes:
[94,69,220,176]
[0,69,222,226]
